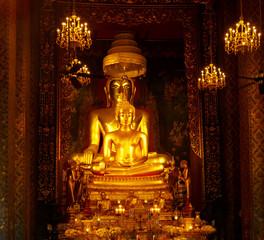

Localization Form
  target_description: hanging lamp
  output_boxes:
[198,10,226,90]
[224,0,261,54]
[56,0,92,50]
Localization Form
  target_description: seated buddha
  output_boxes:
[79,75,170,176]
[91,101,166,176]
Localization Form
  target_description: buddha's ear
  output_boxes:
[104,86,111,107]
[130,86,136,105]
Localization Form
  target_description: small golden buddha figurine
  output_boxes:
[91,101,167,176]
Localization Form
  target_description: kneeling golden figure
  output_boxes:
[92,102,168,176]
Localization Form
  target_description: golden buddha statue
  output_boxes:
[62,33,176,221]
[90,101,167,176]
[64,33,173,210]
[82,75,149,163]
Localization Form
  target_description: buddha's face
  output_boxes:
[109,79,133,104]
[101,192,106,199]
[180,160,187,168]
[118,108,133,126]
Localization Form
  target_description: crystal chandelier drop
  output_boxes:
[198,11,226,90]
[56,0,92,50]
[224,0,261,54]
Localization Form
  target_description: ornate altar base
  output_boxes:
[57,190,215,240]
[87,174,172,202]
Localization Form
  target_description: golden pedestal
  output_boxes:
[86,173,173,204]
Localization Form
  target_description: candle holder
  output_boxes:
[115,205,125,215]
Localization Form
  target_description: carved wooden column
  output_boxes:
[38,0,57,203]
[219,0,241,238]
[201,2,222,210]
[238,0,264,239]
[0,0,39,239]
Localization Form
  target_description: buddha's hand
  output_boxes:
[83,149,94,165]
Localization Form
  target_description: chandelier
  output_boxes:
[56,0,92,50]
[198,11,226,90]
[115,205,125,215]
[198,64,226,90]
[224,0,261,54]
[150,205,161,214]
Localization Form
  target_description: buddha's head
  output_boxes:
[101,192,106,199]
[115,101,135,127]
[180,160,188,169]
[104,75,136,107]
[128,190,135,197]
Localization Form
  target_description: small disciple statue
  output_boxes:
[125,190,139,209]
[66,157,84,208]
[153,190,165,209]
[179,160,191,199]
[97,192,111,214]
